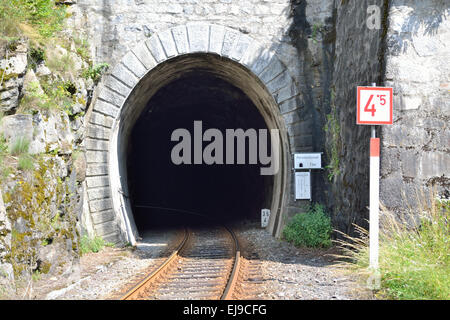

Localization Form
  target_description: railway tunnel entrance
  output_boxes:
[127,73,274,232]
[86,24,298,245]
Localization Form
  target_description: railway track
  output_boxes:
[121,225,241,300]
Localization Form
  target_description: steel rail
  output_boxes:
[120,227,190,300]
[120,205,241,300]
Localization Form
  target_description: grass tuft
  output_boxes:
[10,137,30,156]
[334,189,450,300]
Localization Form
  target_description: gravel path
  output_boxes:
[31,229,180,300]
[235,222,374,300]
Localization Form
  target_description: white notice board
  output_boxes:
[295,171,311,200]
[294,153,322,169]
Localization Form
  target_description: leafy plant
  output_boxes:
[282,203,332,248]
[80,235,114,255]
[82,63,109,84]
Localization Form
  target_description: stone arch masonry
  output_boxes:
[85,23,307,245]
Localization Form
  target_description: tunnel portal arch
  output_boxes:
[85,24,299,245]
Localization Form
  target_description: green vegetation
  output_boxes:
[282,203,332,248]
[0,0,67,40]
[82,63,109,84]
[336,193,450,300]
[73,37,91,63]
[324,88,341,181]
[311,23,323,44]
[10,136,30,156]
[45,51,74,76]
[80,235,114,255]
[19,79,76,113]
[18,154,34,171]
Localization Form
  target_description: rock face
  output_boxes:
[0,40,28,113]
[0,34,91,286]
[0,187,13,283]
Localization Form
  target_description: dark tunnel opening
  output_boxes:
[126,72,274,232]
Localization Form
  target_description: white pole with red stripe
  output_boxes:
[369,127,380,270]
[369,83,379,271]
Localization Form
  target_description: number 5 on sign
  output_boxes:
[357,86,393,125]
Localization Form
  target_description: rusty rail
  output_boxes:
[120,225,240,300]
[120,227,190,300]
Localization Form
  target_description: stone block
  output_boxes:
[110,63,139,88]
[89,198,113,213]
[145,35,167,63]
[86,176,109,189]
[250,48,276,76]
[132,41,157,70]
[89,111,114,128]
[86,164,108,176]
[94,221,117,237]
[187,24,209,53]
[121,51,147,78]
[221,28,239,57]
[87,187,111,201]
[86,151,108,163]
[274,81,300,104]
[86,124,110,140]
[91,210,115,225]
[240,41,265,68]
[209,25,225,54]
[94,100,119,118]
[86,138,109,151]
[279,96,302,114]
[171,25,189,54]
[259,57,285,84]
[158,29,177,58]
[98,87,125,108]
[266,70,291,94]
[230,34,252,62]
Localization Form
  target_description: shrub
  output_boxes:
[80,235,114,255]
[282,203,332,248]
[336,190,450,300]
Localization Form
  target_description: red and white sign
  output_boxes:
[357,86,393,125]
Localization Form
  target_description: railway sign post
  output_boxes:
[357,83,393,277]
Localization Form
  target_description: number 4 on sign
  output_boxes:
[357,86,393,125]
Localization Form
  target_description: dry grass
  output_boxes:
[333,188,449,300]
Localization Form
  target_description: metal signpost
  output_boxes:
[356,83,393,274]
